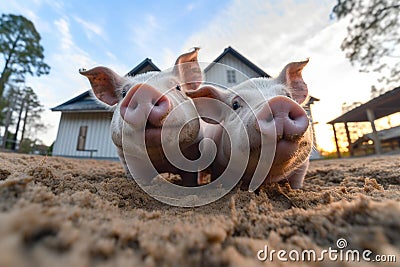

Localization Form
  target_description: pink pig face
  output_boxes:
[80,49,204,181]
[187,60,313,189]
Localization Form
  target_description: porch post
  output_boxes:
[366,109,382,155]
[332,123,341,158]
[344,122,354,156]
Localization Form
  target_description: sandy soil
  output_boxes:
[0,152,399,267]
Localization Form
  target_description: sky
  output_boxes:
[0,0,393,152]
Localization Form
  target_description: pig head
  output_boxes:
[80,49,203,186]
[187,60,313,189]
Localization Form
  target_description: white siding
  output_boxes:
[53,112,118,159]
[205,53,261,88]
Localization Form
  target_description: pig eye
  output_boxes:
[232,100,241,110]
[122,90,127,98]
[175,84,181,91]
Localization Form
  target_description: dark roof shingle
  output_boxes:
[51,91,108,112]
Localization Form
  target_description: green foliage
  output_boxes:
[19,138,49,155]
[1,85,46,150]
[0,14,50,97]
[332,0,400,87]
[47,141,54,156]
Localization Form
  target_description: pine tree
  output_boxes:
[0,14,50,98]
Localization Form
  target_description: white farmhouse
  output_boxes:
[51,47,318,159]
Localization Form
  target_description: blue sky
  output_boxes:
[1,0,393,151]
[48,0,230,66]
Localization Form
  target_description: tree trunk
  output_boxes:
[1,106,13,149]
[11,97,25,150]
[0,70,11,98]
[19,98,30,151]
[1,93,16,149]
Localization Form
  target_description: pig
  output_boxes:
[187,60,313,190]
[79,49,204,186]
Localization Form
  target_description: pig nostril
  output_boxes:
[154,96,166,107]
[288,109,304,121]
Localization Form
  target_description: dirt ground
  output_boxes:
[0,152,399,267]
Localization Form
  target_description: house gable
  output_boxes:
[126,58,160,77]
[204,46,270,88]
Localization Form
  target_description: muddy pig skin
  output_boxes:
[187,60,312,189]
[80,49,204,186]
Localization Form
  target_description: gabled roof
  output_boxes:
[204,46,270,78]
[51,91,108,112]
[307,96,320,103]
[304,96,320,108]
[328,86,400,124]
[126,58,160,76]
[52,59,160,112]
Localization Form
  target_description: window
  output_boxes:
[227,70,237,84]
[77,126,88,151]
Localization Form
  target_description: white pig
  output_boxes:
[80,49,204,186]
[187,60,313,189]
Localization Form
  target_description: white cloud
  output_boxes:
[73,16,106,41]
[0,1,51,33]
[159,47,175,70]
[106,51,117,61]
[184,0,333,68]
[131,14,161,55]
[54,17,74,50]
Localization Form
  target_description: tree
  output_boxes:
[332,0,400,88]
[1,86,19,148]
[19,138,49,155]
[0,14,50,98]
[18,87,45,150]
[1,86,45,150]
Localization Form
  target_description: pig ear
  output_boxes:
[79,67,125,106]
[174,47,202,92]
[187,85,227,124]
[276,59,309,105]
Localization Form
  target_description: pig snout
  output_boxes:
[120,83,171,128]
[256,96,309,141]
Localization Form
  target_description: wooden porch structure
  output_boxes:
[328,86,400,158]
